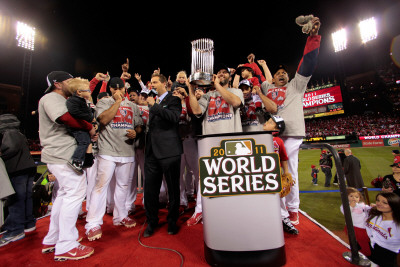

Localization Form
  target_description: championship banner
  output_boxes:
[303,85,343,108]
[359,134,400,140]
[199,138,282,197]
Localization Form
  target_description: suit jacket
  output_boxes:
[145,92,183,159]
[344,155,364,188]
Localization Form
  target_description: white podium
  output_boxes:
[197,131,286,267]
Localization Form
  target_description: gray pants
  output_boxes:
[321,167,332,187]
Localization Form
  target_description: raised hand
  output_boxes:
[247,53,255,63]
[122,58,129,72]
[121,72,131,80]
[310,17,321,36]
[257,59,266,66]
[153,68,160,75]
[95,72,107,81]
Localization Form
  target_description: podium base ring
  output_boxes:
[204,242,286,267]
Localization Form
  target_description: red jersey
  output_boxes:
[273,136,289,162]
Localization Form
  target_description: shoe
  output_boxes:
[54,244,94,261]
[333,183,338,185]
[187,195,196,202]
[24,226,36,233]
[179,205,188,215]
[167,224,179,235]
[313,183,318,186]
[282,218,299,235]
[128,205,136,215]
[143,225,154,238]
[0,232,25,247]
[288,211,299,225]
[42,236,83,254]
[78,211,87,220]
[42,244,56,254]
[68,160,84,175]
[116,217,136,228]
[86,226,102,241]
[187,212,202,226]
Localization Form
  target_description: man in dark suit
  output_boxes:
[343,149,364,188]
[143,73,183,237]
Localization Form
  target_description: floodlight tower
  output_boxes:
[359,17,377,44]
[16,21,35,130]
[332,29,347,53]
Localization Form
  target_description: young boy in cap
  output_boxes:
[239,79,266,132]
[311,165,319,185]
[263,115,298,235]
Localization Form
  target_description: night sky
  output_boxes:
[0,0,399,137]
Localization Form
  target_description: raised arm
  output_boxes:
[232,72,241,89]
[97,91,123,126]
[254,86,277,113]
[214,75,242,108]
[257,60,273,84]
[297,17,321,77]
[187,81,203,115]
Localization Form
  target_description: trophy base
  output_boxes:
[190,72,212,86]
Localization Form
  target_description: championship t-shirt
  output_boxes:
[261,72,311,137]
[240,97,265,132]
[198,88,244,135]
[38,92,77,164]
[96,97,143,157]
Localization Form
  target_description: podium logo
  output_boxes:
[199,138,282,197]
[225,140,252,156]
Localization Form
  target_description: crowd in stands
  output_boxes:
[305,113,400,138]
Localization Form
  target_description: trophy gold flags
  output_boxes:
[190,38,214,86]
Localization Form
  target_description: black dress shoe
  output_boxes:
[167,224,179,235]
[143,225,154,238]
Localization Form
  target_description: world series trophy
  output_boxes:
[190,38,214,86]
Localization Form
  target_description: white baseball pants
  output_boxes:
[42,164,87,255]
[85,157,134,231]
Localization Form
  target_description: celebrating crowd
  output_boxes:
[1,15,399,266]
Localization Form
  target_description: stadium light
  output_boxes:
[359,17,377,44]
[16,21,35,51]
[332,29,347,52]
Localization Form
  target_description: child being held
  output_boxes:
[311,165,319,185]
[237,65,263,114]
[340,187,371,256]
[65,77,95,174]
